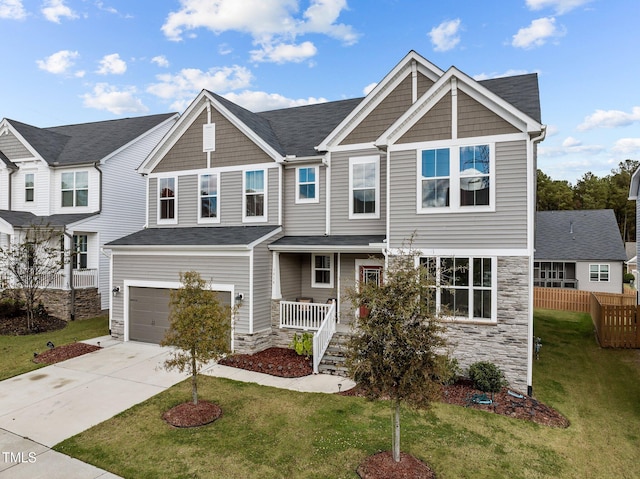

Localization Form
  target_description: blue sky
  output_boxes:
[1,0,638,184]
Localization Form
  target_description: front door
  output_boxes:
[359,264,383,318]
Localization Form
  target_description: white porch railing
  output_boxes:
[2,269,98,290]
[312,302,336,374]
[279,300,337,374]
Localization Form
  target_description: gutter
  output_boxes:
[63,228,76,321]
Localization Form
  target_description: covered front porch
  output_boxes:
[269,235,386,372]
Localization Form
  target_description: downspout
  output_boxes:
[63,228,75,321]
[527,125,547,397]
[94,162,103,214]
[7,165,16,210]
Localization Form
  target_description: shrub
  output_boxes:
[290,332,313,358]
[623,273,635,284]
[434,355,461,385]
[468,361,507,394]
[0,298,23,318]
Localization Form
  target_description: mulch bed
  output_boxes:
[219,347,313,377]
[33,342,101,364]
[357,451,436,479]
[162,401,223,427]
[0,314,67,336]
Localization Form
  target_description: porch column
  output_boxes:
[271,251,281,300]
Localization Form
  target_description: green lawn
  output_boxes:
[54,310,640,479]
[0,316,109,380]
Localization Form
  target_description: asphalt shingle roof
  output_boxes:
[107,225,281,247]
[0,210,97,228]
[7,113,176,166]
[535,210,627,261]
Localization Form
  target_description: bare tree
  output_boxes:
[0,224,66,330]
[345,244,451,463]
[161,271,234,405]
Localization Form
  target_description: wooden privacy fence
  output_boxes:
[534,287,639,348]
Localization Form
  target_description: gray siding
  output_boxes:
[252,236,277,332]
[152,107,275,174]
[111,253,252,334]
[389,140,529,249]
[575,260,624,294]
[279,253,302,300]
[282,165,326,235]
[330,149,386,235]
[398,93,452,143]
[179,174,198,227]
[0,131,32,159]
[458,91,520,138]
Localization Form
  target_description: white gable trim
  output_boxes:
[139,90,284,175]
[316,51,444,151]
[0,120,46,164]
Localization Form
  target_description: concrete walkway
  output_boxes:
[0,336,353,478]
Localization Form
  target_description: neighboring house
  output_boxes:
[629,167,640,296]
[534,210,627,294]
[107,51,544,393]
[0,113,178,317]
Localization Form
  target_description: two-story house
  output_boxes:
[0,113,178,318]
[107,51,544,393]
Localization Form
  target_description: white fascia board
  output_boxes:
[0,120,47,164]
[317,51,444,151]
[0,218,15,235]
[268,244,384,253]
[106,244,254,255]
[388,247,531,257]
[246,226,282,249]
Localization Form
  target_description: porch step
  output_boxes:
[318,331,351,377]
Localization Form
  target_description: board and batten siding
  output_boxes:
[329,149,386,235]
[111,253,252,334]
[389,140,529,249]
[152,107,275,174]
[282,165,326,235]
[149,167,280,227]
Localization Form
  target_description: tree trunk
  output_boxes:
[191,351,198,405]
[392,398,401,462]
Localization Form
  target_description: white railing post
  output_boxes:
[313,302,336,374]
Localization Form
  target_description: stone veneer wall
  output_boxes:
[445,256,530,393]
[2,288,101,320]
[270,299,300,348]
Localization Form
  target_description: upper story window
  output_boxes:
[61,171,88,207]
[349,156,380,219]
[158,177,176,223]
[589,264,609,282]
[199,174,219,222]
[244,170,266,222]
[296,166,319,203]
[418,143,494,213]
[312,253,334,288]
[421,256,495,322]
[25,173,34,202]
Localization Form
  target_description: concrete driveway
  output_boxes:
[0,337,188,478]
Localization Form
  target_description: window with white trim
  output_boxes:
[244,170,266,221]
[25,173,34,202]
[158,177,176,222]
[589,264,609,282]
[418,143,493,213]
[421,256,495,321]
[61,171,88,207]
[73,234,88,269]
[312,253,334,288]
[349,156,379,218]
[199,174,219,221]
[296,166,319,203]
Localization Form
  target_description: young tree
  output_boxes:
[0,224,66,330]
[160,271,233,405]
[345,247,450,463]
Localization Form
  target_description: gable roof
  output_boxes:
[535,210,627,261]
[5,113,177,166]
[0,210,98,228]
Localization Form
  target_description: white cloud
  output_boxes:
[42,0,78,23]
[96,53,127,75]
[250,41,317,63]
[428,19,461,52]
[473,69,532,81]
[612,138,640,156]
[81,83,148,115]
[0,0,26,19]
[512,17,564,49]
[363,82,377,95]
[161,0,358,63]
[36,50,79,74]
[223,90,327,112]
[526,0,593,15]
[147,65,253,109]
[578,107,640,131]
[151,55,170,68]
[545,125,559,137]
[538,137,604,157]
